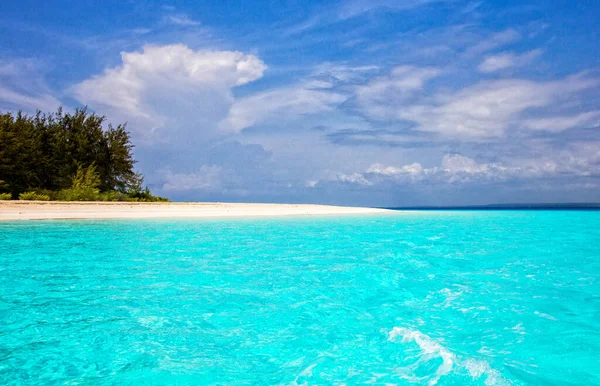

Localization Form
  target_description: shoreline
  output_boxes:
[0,201,393,221]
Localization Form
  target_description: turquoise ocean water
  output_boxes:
[1,211,599,385]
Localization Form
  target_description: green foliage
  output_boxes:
[55,164,102,201]
[33,189,58,200]
[0,108,167,201]
[19,191,50,201]
[72,163,101,189]
[98,191,129,201]
[125,173,169,202]
[55,189,96,201]
[0,192,12,200]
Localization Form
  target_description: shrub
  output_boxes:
[34,189,58,200]
[98,191,128,201]
[72,163,101,190]
[126,185,169,202]
[55,187,100,201]
[0,192,12,200]
[143,195,169,202]
[19,191,50,201]
[55,164,101,201]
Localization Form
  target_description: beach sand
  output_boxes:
[0,201,391,221]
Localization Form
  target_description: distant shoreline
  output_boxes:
[385,203,600,210]
[0,201,392,221]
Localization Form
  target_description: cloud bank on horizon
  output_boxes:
[1,0,599,205]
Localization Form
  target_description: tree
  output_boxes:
[0,112,44,195]
[102,123,137,192]
[0,107,165,201]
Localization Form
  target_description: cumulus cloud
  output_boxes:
[367,162,423,177]
[439,154,515,182]
[337,172,373,185]
[331,154,506,186]
[326,148,600,188]
[366,154,516,183]
[478,49,542,73]
[73,44,266,137]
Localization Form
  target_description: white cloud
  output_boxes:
[350,63,598,139]
[366,154,514,183]
[164,14,201,26]
[439,154,514,182]
[305,179,319,188]
[312,63,380,82]
[220,80,346,132]
[478,55,513,73]
[367,162,423,177]
[467,28,521,55]
[337,172,373,185]
[396,74,599,138]
[283,0,449,37]
[73,44,266,137]
[282,14,327,36]
[356,65,440,119]
[478,49,542,73]
[354,66,599,138]
[441,154,489,173]
[0,87,61,113]
[326,146,600,188]
[0,59,62,113]
[339,0,448,19]
[522,111,600,132]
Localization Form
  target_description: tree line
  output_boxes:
[0,108,167,201]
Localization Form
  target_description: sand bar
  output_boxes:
[0,201,392,221]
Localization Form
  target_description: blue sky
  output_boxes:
[1,0,599,205]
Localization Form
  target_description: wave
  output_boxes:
[388,327,509,385]
[389,327,455,385]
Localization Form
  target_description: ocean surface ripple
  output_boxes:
[1,211,599,385]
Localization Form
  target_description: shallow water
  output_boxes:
[1,211,599,385]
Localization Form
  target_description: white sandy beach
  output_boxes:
[0,201,391,221]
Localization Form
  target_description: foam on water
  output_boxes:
[388,327,456,385]
[463,359,508,386]
[389,327,509,385]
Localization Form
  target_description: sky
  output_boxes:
[1,0,599,206]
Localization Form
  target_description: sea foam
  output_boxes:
[388,327,509,385]
[389,327,455,385]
